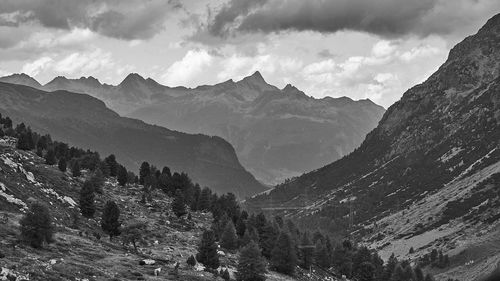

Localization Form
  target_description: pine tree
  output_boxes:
[315,240,331,268]
[139,161,150,185]
[117,165,128,186]
[358,262,375,281]
[104,154,118,177]
[172,190,187,217]
[58,158,67,172]
[259,223,279,258]
[101,201,121,239]
[300,232,314,269]
[20,202,54,248]
[236,241,267,281]
[45,148,57,165]
[79,180,96,218]
[391,265,405,281]
[222,269,230,280]
[240,226,259,248]
[383,253,398,280]
[90,168,105,194]
[198,187,212,211]
[270,232,297,275]
[414,266,425,281]
[72,161,81,177]
[221,220,238,251]
[196,229,220,269]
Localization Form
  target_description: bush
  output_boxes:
[187,255,197,266]
[20,202,54,248]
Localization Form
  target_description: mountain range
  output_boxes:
[0,82,266,198]
[0,72,385,185]
[247,13,500,281]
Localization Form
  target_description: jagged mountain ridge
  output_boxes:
[0,71,385,185]
[247,13,500,281]
[0,82,266,198]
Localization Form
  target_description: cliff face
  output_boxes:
[0,82,266,198]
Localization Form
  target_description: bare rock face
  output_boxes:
[247,13,500,281]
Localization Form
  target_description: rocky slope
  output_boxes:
[0,72,385,185]
[247,13,500,281]
[0,82,266,198]
[0,138,338,281]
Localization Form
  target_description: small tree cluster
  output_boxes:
[20,202,54,248]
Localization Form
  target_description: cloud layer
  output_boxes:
[204,0,500,39]
[0,0,182,40]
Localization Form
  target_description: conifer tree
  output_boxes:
[391,265,405,281]
[383,253,398,280]
[90,168,105,194]
[270,232,297,275]
[358,262,375,281]
[101,201,121,239]
[172,189,187,217]
[79,180,96,218]
[236,241,267,281]
[198,187,212,211]
[72,161,81,177]
[45,148,57,165]
[240,226,260,248]
[117,165,128,186]
[139,161,150,185]
[300,232,314,269]
[221,220,238,251]
[196,229,220,269]
[414,266,425,281]
[58,158,67,172]
[259,223,279,258]
[104,154,118,177]
[315,240,331,268]
[20,202,54,248]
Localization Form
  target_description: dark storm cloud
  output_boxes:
[0,0,182,40]
[204,0,500,38]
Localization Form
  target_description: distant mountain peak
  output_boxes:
[45,76,70,86]
[0,73,41,88]
[120,73,146,86]
[78,76,102,87]
[240,70,267,86]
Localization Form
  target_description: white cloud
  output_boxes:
[400,44,441,62]
[21,56,54,76]
[54,49,113,75]
[372,40,397,57]
[161,49,213,86]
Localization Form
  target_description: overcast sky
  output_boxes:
[0,0,499,107]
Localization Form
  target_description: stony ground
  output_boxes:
[0,140,339,281]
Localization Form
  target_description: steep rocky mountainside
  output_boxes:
[0,139,339,281]
[247,13,500,281]
[0,72,385,185]
[0,82,266,198]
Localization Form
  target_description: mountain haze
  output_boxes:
[0,82,266,198]
[248,13,500,281]
[1,71,385,185]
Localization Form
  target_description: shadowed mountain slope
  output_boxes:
[0,82,266,198]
